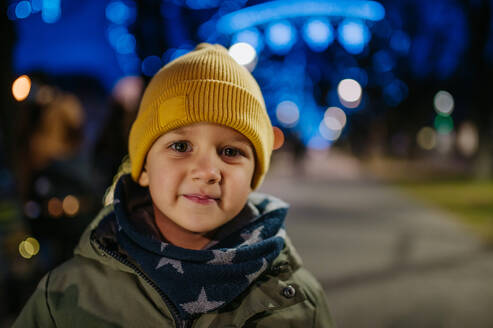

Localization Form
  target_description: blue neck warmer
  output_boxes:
[111,176,288,320]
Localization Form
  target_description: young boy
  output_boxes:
[14,43,333,327]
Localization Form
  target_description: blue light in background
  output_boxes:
[106,1,130,25]
[390,30,411,54]
[232,28,264,52]
[142,56,162,76]
[383,79,408,107]
[105,1,136,25]
[118,54,141,75]
[337,19,370,54]
[265,20,297,55]
[107,25,129,47]
[161,44,193,65]
[302,18,334,52]
[42,0,61,23]
[185,0,221,10]
[342,67,368,87]
[15,1,32,19]
[31,0,43,13]
[115,34,136,54]
[307,136,331,150]
[162,45,193,64]
[216,0,385,34]
[372,50,395,72]
[14,0,124,90]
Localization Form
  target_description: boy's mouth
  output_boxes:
[183,194,220,205]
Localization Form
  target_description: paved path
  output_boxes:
[259,150,493,328]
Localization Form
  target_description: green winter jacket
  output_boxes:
[14,201,333,327]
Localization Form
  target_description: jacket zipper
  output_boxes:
[94,239,193,328]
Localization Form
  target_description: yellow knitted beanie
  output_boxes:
[128,43,274,190]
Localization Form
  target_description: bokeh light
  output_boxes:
[47,197,63,218]
[417,127,437,150]
[112,76,144,111]
[319,120,342,141]
[324,107,347,129]
[302,18,334,52]
[434,90,454,115]
[383,79,408,107]
[12,75,31,101]
[265,20,297,55]
[42,0,62,23]
[457,121,479,157]
[35,85,56,105]
[337,79,362,108]
[19,241,32,259]
[26,237,40,256]
[116,34,136,54]
[229,42,257,66]
[24,201,41,219]
[106,1,131,25]
[107,25,128,47]
[320,107,346,142]
[141,56,162,77]
[337,18,370,54]
[434,115,454,134]
[31,0,42,12]
[307,136,330,150]
[436,133,455,154]
[276,100,299,127]
[63,195,80,216]
[232,28,264,52]
[373,50,395,72]
[34,176,51,196]
[15,1,32,19]
[18,237,41,259]
[390,30,411,54]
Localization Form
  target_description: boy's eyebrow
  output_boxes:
[229,136,251,145]
[168,129,252,146]
[167,129,189,136]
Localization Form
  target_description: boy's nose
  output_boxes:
[191,157,222,185]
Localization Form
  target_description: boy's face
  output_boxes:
[138,123,256,235]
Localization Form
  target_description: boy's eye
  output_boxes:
[170,142,190,152]
[223,147,241,157]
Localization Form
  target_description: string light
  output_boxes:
[12,75,31,101]
[47,197,63,218]
[337,79,362,108]
[18,236,40,259]
[63,195,80,216]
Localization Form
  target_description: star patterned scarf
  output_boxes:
[110,176,288,320]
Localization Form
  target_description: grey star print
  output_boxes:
[276,227,287,239]
[155,257,184,274]
[160,242,167,252]
[245,258,268,283]
[239,226,263,247]
[180,287,224,314]
[206,249,236,265]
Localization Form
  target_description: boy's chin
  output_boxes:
[181,223,220,235]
